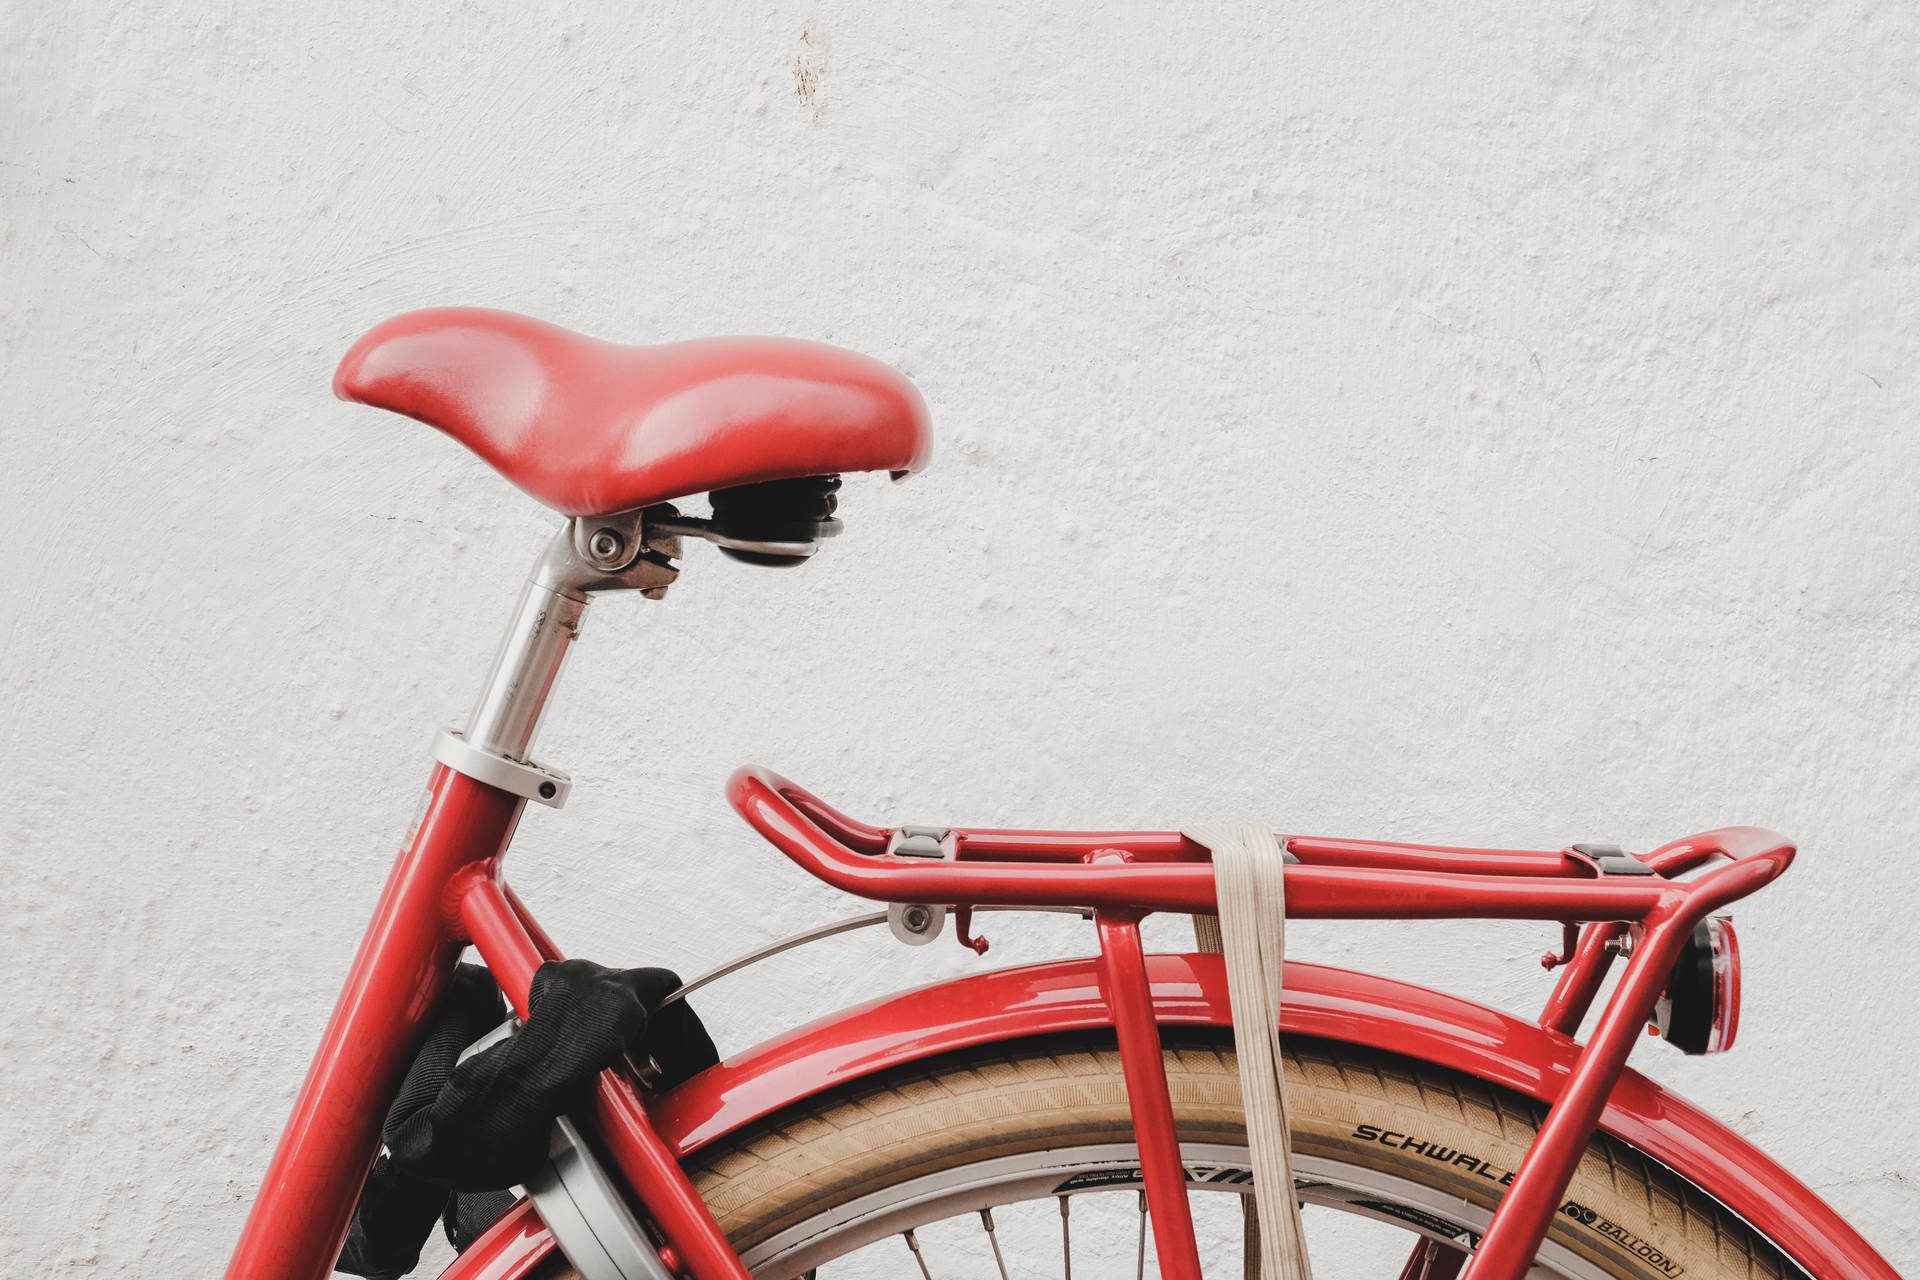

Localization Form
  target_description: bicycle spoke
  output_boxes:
[1136,1190,1149,1280]
[1059,1195,1072,1280]
[902,1228,934,1280]
[980,1209,1011,1280]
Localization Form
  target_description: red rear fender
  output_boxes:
[649,955,1894,1280]
[448,957,1895,1280]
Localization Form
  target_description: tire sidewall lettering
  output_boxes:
[1348,1123,1686,1278]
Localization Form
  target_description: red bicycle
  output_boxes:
[226,307,1898,1280]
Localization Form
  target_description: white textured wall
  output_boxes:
[4,2,1917,1275]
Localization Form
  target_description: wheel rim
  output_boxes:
[740,1142,1608,1280]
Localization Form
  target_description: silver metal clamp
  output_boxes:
[457,1022,675,1280]
[885,825,958,945]
[526,1115,677,1280]
[432,728,572,808]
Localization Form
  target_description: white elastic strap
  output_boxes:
[1187,825,1314,1280]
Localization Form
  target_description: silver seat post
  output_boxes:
[436,514,680,805]
[465,567,589,761]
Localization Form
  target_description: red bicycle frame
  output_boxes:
[224,516,1899,1280]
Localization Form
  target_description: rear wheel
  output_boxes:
[561,1033,1802,1280]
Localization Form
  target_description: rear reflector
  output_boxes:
[1654,915,1741,1055]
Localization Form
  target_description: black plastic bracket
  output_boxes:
[1568,842,1657,876]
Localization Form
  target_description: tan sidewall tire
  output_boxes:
[564,1033,1798,1280]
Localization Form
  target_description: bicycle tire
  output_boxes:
[553,1032,1802,1280]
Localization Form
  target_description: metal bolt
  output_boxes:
[902,904,933,933]
[589,528,624,561]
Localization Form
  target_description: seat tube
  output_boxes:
[223,767,526,1280]
[227,525,611,1280]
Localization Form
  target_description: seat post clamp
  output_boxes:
[432,728,572,808]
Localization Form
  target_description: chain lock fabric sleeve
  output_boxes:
[335,959,719,1278]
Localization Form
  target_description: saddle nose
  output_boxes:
[334,307,932,519]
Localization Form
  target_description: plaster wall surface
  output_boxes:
[3,2,1917,1275]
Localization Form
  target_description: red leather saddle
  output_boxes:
[335,308,932,518]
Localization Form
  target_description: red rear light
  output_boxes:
[1707,915,1740,1052]
[1653,915,1741,1055]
